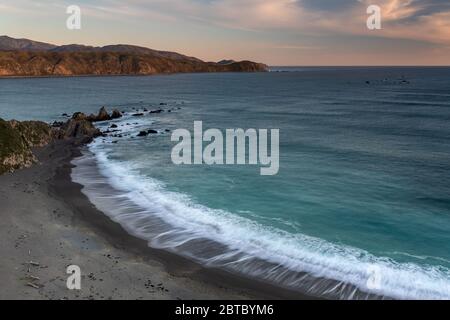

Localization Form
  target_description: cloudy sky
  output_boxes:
[1,0,450,65]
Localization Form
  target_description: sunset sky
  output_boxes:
[1,0,450,65]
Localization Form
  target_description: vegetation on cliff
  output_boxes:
[0,119,51,174]
[0,107,119,175]
[0,36,268,77]
[0,51,268,77]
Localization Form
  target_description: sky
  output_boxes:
[1,0,450,65]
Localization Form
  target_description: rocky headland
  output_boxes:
[0,107,122,175]
[0,36,268,77]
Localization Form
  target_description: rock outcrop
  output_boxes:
[53,119,101,144]
[7,120,53,147]
[0,118,53,174]
[111,109,123,119]
[0,107,118,174]
[0,51,268,77]
[0,36,268,77]
[0,119,32,174]
[96,107,111,121]
[137,129,158,137]
[71,107,122,123]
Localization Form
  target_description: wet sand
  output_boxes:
[0,141,312,300]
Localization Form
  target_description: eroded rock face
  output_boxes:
[0,51,268,77]
[0,108,109,174]
[96,107,111,121]
[0,118,47,174]
[0,107,132,174]
[137,129,158,137]
[8,120,54,147]
[111,109,122,119]
[55,119,101,144]
[72,112,88,121]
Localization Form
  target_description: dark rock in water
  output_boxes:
[0,119,54,174]
[137,129,158,137]
[165,129,171,132]
[70,107,116,122]
[52,121,64,127]
[150,109,163,114]
[132,113,144,117]
[8,120,54,147]
[137,130,149,137]
[86,113,97,121]
[58,119,102,143]
[96,107,111,121]
[62,113,69,117]
[112,140,118,144]
[80,107,116,122]
[111,109,123,119]
[160,103,167,106]
[72,112,88,121]
[102,129,120,134]
[143,108,148,112]
[0,103,156,175]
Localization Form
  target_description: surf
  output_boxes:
[71,142,450,300]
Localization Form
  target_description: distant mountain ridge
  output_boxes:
[0,36,267,76]
[0,36,201,62]
[0,36,57,51]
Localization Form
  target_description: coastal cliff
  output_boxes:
[0,36,268,77]
[0,107,119,174]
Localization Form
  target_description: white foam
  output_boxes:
[73,142,450,300]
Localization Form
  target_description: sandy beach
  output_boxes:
[0,140,309,300]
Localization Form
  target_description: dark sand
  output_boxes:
[0,141,312,300]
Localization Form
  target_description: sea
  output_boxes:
[1,67,449,299]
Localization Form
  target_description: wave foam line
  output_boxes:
[71,144,450,300]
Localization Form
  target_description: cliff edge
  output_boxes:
[0,36,268,77]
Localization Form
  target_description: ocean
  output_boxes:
[1,67,450,299]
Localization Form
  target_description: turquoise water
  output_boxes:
[1,68,450,299]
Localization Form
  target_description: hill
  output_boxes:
[0,36,268,76]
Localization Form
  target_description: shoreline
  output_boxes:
[71,147,386,300]
[54,143,315,300]
[0,140,313,300]
[0,71,267,80]
[0,104,386,300]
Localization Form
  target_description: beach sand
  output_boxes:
[0,141,309,300]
